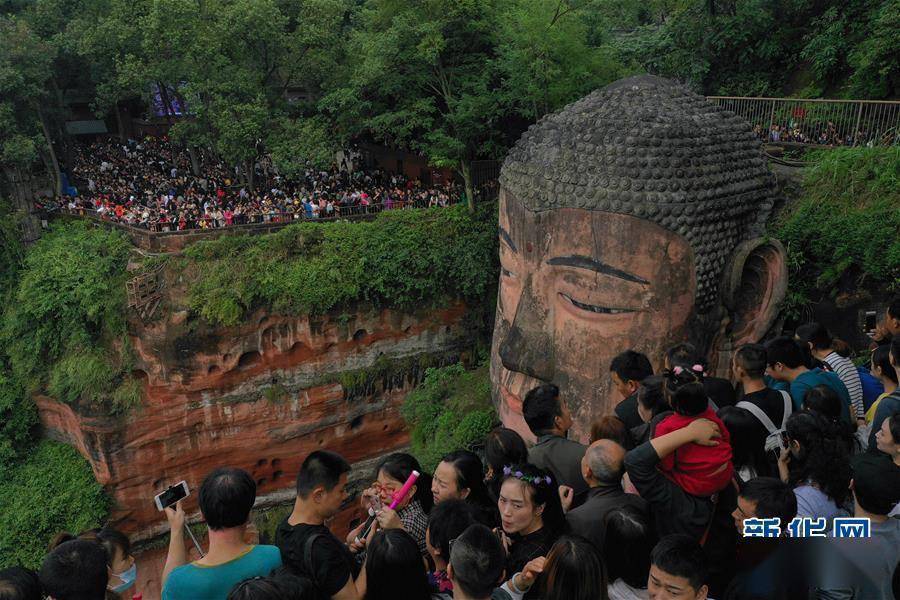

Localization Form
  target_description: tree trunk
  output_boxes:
[246,159,255,191]
[38,107,62,197]
[460,160,475,213]
[115,103,126,141]
[187,146,201,176]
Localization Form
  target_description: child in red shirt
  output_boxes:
[653,364,733,496]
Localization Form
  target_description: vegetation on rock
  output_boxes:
[401,362,496,472]
[0,441,109,569]
[1,221,138,414]
[774,147,900,320]
[183,202,499,327]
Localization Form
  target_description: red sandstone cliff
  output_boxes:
[37,300,472,538]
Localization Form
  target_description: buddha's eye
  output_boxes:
[559,292,638,315]
[501,267,515,278]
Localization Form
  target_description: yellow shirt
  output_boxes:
[866,392,892,424]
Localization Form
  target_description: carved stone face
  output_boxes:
[491,189,699,442]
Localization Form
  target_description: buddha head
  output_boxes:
[491,75,787,442]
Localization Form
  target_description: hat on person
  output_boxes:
[851,451,900,515]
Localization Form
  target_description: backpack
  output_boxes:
[737,390,793,453]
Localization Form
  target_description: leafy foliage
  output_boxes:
[183,203,499,326]
[327,0,627,207]
[0,369,38,473]
[775,147,900,319]
[0,440,110,569]
[1,221,137,412]
[401,362,496,472]
[608,0,899,98]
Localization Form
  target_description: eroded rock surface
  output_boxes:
[37,301,472,537]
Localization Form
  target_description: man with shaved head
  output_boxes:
[565,439,647,549]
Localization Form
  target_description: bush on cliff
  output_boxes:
[183,202,499,326]
[401,362,496,472]
[0,440,109,569]
[0,368,38,472]
[0,221,138,412]
[775,147,900,320]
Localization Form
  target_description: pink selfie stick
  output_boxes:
[389,470,420,509]
[355,470,420,543]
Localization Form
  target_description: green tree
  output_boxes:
[330,0,624,211]
[0,16,61,197]
[495,0,629,120]
[74,0,353,188]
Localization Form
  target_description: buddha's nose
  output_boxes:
[498,277,554,382]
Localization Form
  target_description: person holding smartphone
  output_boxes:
[162,467,282,600]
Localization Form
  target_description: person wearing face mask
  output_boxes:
[47,529,137,599]
[80,528,137,597]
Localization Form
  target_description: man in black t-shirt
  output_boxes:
[610,350,654,430]
[276,451,361,600]
[732,345,791,451]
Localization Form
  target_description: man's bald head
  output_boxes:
[582,439,626,486]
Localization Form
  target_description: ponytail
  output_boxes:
[664,364,708,416]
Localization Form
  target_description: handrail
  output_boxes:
[705,96,899,147]
[707,96,900,105]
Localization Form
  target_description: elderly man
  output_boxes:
[565,439,647,549]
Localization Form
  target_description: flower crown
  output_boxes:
[503,466,552,486]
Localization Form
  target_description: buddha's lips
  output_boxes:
[500,383,523,414]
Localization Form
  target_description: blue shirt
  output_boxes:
[162,545,282,600]
[790,368,852,421]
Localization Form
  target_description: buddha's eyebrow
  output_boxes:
[499,227,518,253]
[547,255,649,285]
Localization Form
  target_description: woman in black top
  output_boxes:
[431,450,499,527]
[496,464,566,597]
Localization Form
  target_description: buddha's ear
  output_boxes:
[720,238,788,347]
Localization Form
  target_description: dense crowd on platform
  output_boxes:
[3,299,900,600]
[752,121,881,146]
[47,138,465,231]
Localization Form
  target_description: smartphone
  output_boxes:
[155,481,190,511]
[864,311,877,333]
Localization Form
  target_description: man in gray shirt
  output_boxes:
[523,383,589,507]
[814,452,900,600]
[565,439,647,549]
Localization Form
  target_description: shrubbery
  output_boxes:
[183,203,499,326]
[775,147,900,319]
[401,363,496,472]
[0,440,109,569]
[0,220,138,413]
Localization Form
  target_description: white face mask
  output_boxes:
[109,562,137,593]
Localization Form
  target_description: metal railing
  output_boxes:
[54,197,461,234]
[706,96,900,147]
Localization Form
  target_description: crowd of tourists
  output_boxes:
[753,121,881,146]
[3,299,900,600]
[48,138,465,231]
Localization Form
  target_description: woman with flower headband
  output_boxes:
[651,363,734,497]
[496,463,567,598]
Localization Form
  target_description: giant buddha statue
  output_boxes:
[491,75,788,442]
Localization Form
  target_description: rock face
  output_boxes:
[37,300,473,538]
